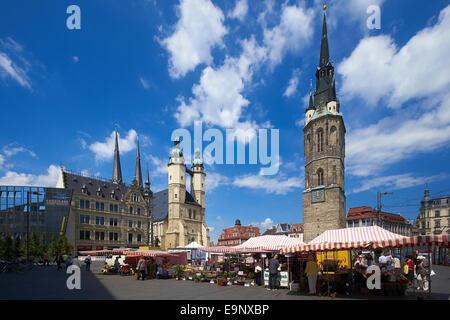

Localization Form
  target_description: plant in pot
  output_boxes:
[173,265,184,280]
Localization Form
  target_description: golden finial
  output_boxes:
[323,4,327,11]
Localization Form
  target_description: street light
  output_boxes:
[26,189,42,262]
[377,191,393,227]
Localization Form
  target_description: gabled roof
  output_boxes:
[62,170,128,200]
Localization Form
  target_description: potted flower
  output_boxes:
[173,265,184,280]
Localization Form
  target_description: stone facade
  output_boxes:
[302,9,346,243]
[58,133,210,253]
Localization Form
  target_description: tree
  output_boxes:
[48,234,60,258]
[59,236,73,256]
[1,234,14,260]
[13,236,24,259]
[30,231,42,258]
[40,233,47,256]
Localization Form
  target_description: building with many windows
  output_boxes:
[218,220,260,247]
[0,186,72,244]
[417,187,450,236]
[56,131,210,253]
[346,206,412,236]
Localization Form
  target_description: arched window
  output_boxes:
[317,129,324,152]
[330,126,337,146]
[129,206,133,214]
[317,168,324,186]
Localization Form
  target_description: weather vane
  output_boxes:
[323,4,327,11]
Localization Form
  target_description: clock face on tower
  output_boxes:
[311,188,325,203]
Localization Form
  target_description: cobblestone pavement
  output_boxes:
[0,262,448,300]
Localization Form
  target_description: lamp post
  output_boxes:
[377,191,393,227]
[26,189,42,262]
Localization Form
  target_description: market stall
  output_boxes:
[281,227,450,297]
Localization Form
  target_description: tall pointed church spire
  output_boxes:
[319,5,330,68]
[145,165,150,187]
[314,4,337,108]
[111,128,123,184]
[133,134,143,187]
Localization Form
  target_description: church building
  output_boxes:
[302,7,346,242]
[56,131,210,252]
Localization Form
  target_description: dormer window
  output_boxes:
[81,184,87,194]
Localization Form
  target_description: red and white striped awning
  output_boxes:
[230,235,306,253]
[198,246,234,253]
[124,250,177,257]
[78,249,127,256]
[281,227,450,253]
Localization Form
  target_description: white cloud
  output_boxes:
[0,52,31,89]
[205,172,230,192]
[174,3,314,141]
[2,145,37,159]
[147,155,168,176]
[72,56,79,63]
[89,129,137,161]
[0,155,4,170]
[228,0,248,21]
[161,0,227,78]
[233,173,302,195]
[263,4,315,67]
[347,93,450,176]
[0,165,60,187]
[216,215,222,221]
[350,173,448,194]
[283,68,300,97]
[314,0,385,30]
[340,5,450,176]
[251,218,274,230]
[139,76,150,89]
[338,5,450,108]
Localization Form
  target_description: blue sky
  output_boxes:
[1,0,449,243]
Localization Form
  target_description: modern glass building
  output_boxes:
[0,186,73,243]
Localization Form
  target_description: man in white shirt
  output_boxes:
[378,253,387,271]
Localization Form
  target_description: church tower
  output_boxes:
[191,148,206,222]
[165,138,187,248]
[302,6,346,242]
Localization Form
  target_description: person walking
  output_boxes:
[66,255,73,270]
[84,255,92,271]
[43,253,49,267]
[137,256,147,281]
[416,256,430,291]
[254,259,262,286]
[268,254,280,291]
[55,255,63,271]
[305,255,319,295]
[406,256,415,287]
[114,257,120,274]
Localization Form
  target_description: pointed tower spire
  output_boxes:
[111,128,123,184]
[319,5,330,68]
[145,165,150,187]
[314,4,336,108]
[133,134,143,187]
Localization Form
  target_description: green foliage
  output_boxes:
[1,234,14,260]
[173,265,184,278]
[228,271,237,278]
[40,233,47,256]
[13,236,24,259]
[247,272,255,279]
[30,232,42,258]
[48,234,59,257]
